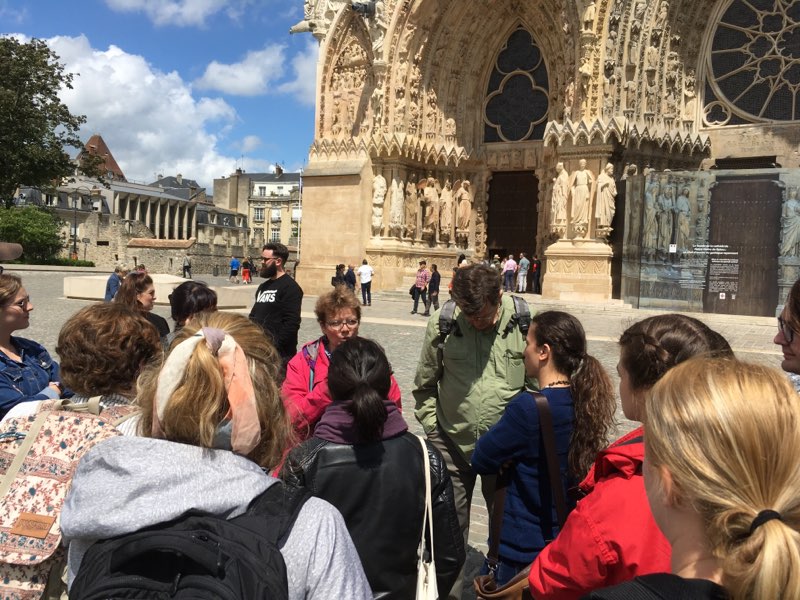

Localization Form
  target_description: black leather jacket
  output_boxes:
[281,432,465,599]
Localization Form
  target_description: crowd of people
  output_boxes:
[1,254,800,600]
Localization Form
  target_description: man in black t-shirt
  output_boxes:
[249,242,303,374]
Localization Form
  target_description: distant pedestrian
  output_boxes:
[424,263,440,316]
[241,257,252,284]
[516,252,530,293]
[331,264,346,287]
[104,264,128,302]
[531,255,542,294]
[229,255,240,284]
[344,264,356,292]
[182,255,192,279]
[502,254,517,292]
[411,260,430,314]
[357,259,374,306]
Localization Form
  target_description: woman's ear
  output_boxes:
[539,342,552,360]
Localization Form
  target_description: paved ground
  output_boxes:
[11,268,782,598]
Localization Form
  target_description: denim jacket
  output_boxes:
[0,336,63,419]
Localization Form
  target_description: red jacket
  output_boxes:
[282,337,403,441]
[528,427,671,599]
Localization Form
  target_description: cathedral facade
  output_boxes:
[295,0,800,316]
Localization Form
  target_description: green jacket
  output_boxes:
[413,294,532,461]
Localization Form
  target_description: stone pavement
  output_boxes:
[12,268,782,598]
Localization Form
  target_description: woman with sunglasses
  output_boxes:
[282,285,402,442]
[0,274,68,419]
[774,278,800,389]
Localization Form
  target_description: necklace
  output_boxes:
[544,380,570,388]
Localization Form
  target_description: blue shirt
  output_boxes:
[0,337,64,418]
[472,387,575,563]
[230,258,241,271]
[104,273,122,302]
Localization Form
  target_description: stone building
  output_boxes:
[292,0,800,316]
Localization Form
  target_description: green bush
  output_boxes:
[0,206,65,262]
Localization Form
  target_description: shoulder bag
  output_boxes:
[416,435,438,600]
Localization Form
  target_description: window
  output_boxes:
[291,207,302,221]
[270,227,281,242]
[258,186,266,197]
[271,208,281,221]
[254,207,265,222]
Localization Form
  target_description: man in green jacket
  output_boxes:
[413,263,531,599]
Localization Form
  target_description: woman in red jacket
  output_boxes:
[281,285,402,442]
[528,314,733,599]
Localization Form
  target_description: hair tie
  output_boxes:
[152,328,261,456]
[749,509,783,536]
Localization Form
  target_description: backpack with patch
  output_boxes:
[437,295,531,349]
[0,398,133,600]
[69,481,310,600]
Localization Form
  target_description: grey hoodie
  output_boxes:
[61,436,372,600]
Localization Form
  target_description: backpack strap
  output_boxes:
[246,482,311,546]
[502,295,532,338]
[532,391,570,525]
[437,299,459,350]
[0,411,49,498]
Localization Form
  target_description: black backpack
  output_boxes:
[70,482,309,599]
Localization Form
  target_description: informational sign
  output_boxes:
[695,243,740,297]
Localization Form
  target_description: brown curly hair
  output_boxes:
[56,304,161,397]
[114,271,153,312]
[531,311,615,479]
[136,311,292,470]
[314,285,361,323]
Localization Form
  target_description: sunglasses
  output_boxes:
[778,316,795,344]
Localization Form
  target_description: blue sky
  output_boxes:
[0,0,318,189]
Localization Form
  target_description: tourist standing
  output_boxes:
[241,257,251,284]
[229,255,240,284]
[516,252,530,293]
[411,259,430,314]
[531,254,542,294]
[424,263,440,316]
[356,259,374,306]
[182,255,191,279]
[502,254,517,292]
[249,242,303,374]
[413,263,531,599]
[344,264,357,292]
[104,264,127,301]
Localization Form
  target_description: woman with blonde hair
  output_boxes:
[61,312,372,598]
[587,357,800,599]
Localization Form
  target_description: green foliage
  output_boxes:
[0,206,64,262]
[0,38,87,207]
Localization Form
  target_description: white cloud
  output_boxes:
[278,39,319,107]
[0,2,28,25]
[46,34,245,188]
[239,135,262,153]
[195,45,286,96]
[104,0,252,28]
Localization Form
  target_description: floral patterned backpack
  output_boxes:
[0,398,135,599]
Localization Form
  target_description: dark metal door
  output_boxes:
[703,177,780,316]
[487,171,539,290]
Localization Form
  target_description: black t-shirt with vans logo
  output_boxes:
[249,274,303,362]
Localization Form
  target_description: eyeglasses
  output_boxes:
[7,296,30,310]
[326,318,359,330]
[261,256,277,263]
[778,316,795,343]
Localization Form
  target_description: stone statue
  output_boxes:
[675,186,691,252]
[456,180,472,232]
[582,0,596,32]
[595,163,617,228]
[371,172,387,236]
[404,176,418,238]
[782,187,800,256]
[423,177,440,234]
[643,181,659,252]
[570,159,595,228]
[439,179,454,237]
[657,184,675,250]
[389,175,404,236]
[551,162,569,225]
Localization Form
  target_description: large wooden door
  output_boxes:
[487,171,539,276]
[703,177,781,316]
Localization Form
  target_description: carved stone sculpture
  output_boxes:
[456,180,472,231]
[657,184,675,252]
[570,159,595,229]
[389,176,404,237]
[582,0,596,32]
[595,163,617,228]
[551,162,569,226]
[642,181,659,256]
[404,176,418,238]
[371,172,387,236]
[675,186,691,252]
[782,187,800,256]
[439,179,454,240]
[422,177,440,234]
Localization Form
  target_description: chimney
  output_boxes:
[177,173,183,185]
[275,165,284,176]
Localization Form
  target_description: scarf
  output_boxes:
[314,399,408,444]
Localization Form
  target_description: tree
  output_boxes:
[0,206,64,262]
[0,37,87,208]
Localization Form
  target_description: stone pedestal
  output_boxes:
[542,238,612,302]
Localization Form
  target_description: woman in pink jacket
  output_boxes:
[282,285,402,442]
[528,314,733,599]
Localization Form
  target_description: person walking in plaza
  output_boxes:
[516,252,530,293]
[0,274,68,419]
[413,263,531,599]
[423,263,440,316]
[411,259,430,314]
[774,277,800,390]
[229,255,240,284]
[104,263,127,301]
[502,253,517,292]
[528,314,733,599]
[182,255,192,279]
[531,254,542,294]
[472,311,616,585]
[586,357,800,600]
[114,271,170,338]
[344,263,356,292]
[241,257,251,284]
[61,312,373,599]
[249,242,303,374]
[282,337,466,598]
[282,286,402,442]
[357,259,374,306]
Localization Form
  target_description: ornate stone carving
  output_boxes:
[782,187,800,257]
[404,175,418,238]
[455,180,472,243]
[550,162,569,235]
[569,159,595,233]
[389,175,404,237]
[439,179,454,242]
[372,172,387,236]
[595,163,617,237]
[422,177,440,236]
[582,0,597,32]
